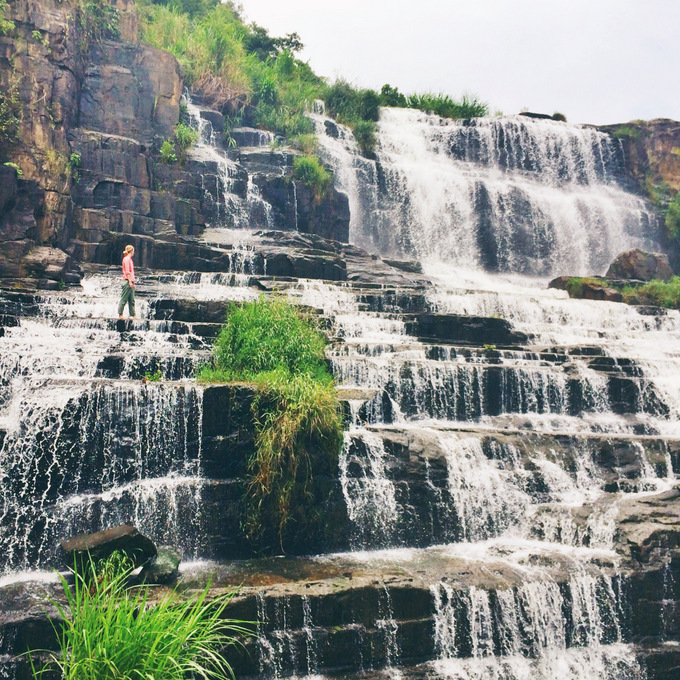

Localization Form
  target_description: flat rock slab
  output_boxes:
[60,524,157,568]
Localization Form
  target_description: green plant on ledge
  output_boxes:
[0,0,14,35]
[197,296,343,549]
[143,369,163,382]
[28,552,250,680]
[174,122,199,164]
[292,154,331,203]
[160,139,178,164]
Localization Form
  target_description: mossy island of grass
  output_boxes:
[198,296,343,551]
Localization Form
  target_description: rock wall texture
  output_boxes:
[0,0,350,288]
[599,119,680,197]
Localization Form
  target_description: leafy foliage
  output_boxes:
[29,555,251,680]
[621,277,680,309]
[0,80,20,150]
[293,154,331,202]
[174,122,198,162]
[160,139,178,163]
[0,0,14,35]
[198,296,342,549]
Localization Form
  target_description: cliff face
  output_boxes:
[0,0,349,287]
[598,119,680,197]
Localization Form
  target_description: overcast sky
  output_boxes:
[239,0,679,126]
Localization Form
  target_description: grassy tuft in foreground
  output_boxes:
[30,552,250,680]
[198,296,343,549]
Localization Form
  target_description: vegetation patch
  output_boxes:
[76,0,120,51]
[173,121,199,163]
[620,277,680,309]
[198,296,343,550]
[292,154,331,202]
[29,552,250,680]
[0,0,14,35]
[0,79,20,152]
[612,125,641,140]
[137,0,490,147]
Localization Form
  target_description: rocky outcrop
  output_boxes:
[606,249,674,281]
[60,524,157,568]
[599,119,680,196]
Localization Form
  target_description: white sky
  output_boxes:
[238,0,680,126]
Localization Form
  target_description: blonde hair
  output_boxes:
[123,244,134,256]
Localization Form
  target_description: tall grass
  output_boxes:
[198,296,342,549]
[31,555,250,680]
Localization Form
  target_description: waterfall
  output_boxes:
[314,107,660,276]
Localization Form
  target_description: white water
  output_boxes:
[314,107,659,277]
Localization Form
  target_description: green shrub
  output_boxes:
[0,80,20,148]
[621,277,680,309]
[295,133,318,155]
[160,139,178,163]
[144,369,163,382]
[174,122,198,163]
[292,154,331,201]
[552,112,567,122]
[197,296,342,548]
[352,119,377,155]
[68,153,81,182]
[612,125,641,140]
[0,0,14,35]
[29,555,250,680]
[379,83,407,108]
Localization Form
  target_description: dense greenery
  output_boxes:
[198,296,343,549]
[292,154,331,201]
[0,0,14,35]
[666,191,680,241]
[173,121,199,162]
[30,553,249,680]
[621,276,680,309]
[0,80,20,151]
[138,0,489,147]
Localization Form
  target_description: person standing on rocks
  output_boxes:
[118,244,137,319]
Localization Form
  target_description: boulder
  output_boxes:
[578,280,623,302]
[141,545,182,584]
[60,524,157,568]
[606,249,674,281]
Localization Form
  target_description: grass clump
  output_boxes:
[612,125,641,140]
[174,122,199,163]
[30,553,250,680]
[292,154,331,202]
[198,296,342,549]
[160,138,178,163]
[621,277,680,309]
[404,91,489,119]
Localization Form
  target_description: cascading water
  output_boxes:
[314,106,660,276]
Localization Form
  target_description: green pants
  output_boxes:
[118,281,136,317]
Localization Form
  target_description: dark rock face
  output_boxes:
[80,40,181,145]
[607,249,674,281]
[405,313,529,347]
[60,524,157,567]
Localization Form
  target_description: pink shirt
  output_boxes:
[122,255,135,284]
